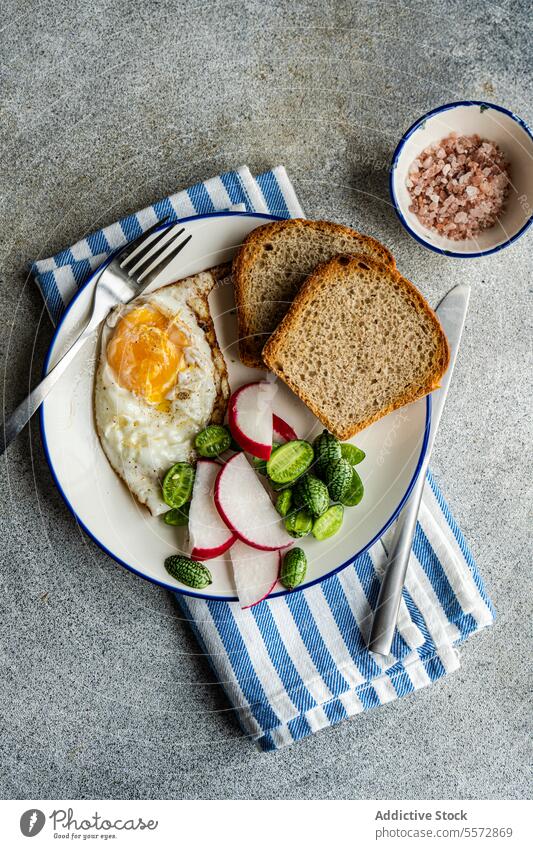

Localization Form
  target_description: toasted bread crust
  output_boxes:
[263,253,449,440]
[179,264,230,423]
[233,219,395,369]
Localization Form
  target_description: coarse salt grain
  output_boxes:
[406,133,510,240]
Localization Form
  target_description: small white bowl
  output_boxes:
[390,101,533,257]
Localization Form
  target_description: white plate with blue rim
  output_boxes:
[40,211,430,600]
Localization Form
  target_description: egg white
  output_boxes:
[94,281,219,515]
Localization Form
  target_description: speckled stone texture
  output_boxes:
[0,0,531,800]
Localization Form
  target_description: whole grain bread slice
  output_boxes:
[262,253,449,440]
[233,218,395,368]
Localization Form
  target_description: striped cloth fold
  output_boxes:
[181,472,494,750]
[32,165,494,751]
[32,165,303,324]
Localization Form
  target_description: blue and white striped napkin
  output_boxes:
[32,165,495,751]
[32,165,303,323]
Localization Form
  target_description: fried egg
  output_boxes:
[94,270,229,515]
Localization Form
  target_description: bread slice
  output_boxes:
[233,218,395,368]
[263,254,449,440]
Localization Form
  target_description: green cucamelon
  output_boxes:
[164,555,212,588]
[162,504,190,526]
[324,458,353,502]
[276,488,293,517]
[312,505,344,540]
[253,443,281,476]
[194,425,231,458]
[266,440,314,484]
[293,474,329,517]
[281,548,307,590]
[162,462,195,508]
[313,430,341,477]
[284,508,313,538]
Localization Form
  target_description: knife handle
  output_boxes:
[367,463,427,656]
[0,318,96,456]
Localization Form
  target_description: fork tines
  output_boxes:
[118,216,171,264]
[119,219,192,283]
[136,232,192,282]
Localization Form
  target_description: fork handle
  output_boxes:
[0,319,97,456]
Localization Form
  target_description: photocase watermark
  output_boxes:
[18,807,159,839]
[20,809,46,837]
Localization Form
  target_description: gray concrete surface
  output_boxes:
[0,0,531,799]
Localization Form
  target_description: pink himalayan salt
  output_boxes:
[406,133,510,240]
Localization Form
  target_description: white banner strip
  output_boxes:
[0,799,530,848]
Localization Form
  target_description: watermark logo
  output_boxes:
[20,809,46,837]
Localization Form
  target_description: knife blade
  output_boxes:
[367,283,471,656]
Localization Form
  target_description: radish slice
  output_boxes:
[228,382,277,460]
[273,413,298,443]
[214,453,293,551]
[230,540,281,608]
[189,460,236,560]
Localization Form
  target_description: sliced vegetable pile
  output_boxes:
[159,381,366,608]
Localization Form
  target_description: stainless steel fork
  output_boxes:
[1,219,192,454]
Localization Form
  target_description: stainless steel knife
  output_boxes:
[367,283,471,656]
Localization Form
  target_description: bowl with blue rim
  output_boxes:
[390,100,533,257]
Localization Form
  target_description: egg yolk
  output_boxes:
[107,305,189,404]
